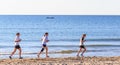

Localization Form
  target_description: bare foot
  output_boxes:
[46,56,49,58]
[19,57,23,59]
[9,56,12,59]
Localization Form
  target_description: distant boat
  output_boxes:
[46,17,55,19]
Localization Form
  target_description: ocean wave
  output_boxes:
[0,49,113,55]
[1,38,120,43]
[23,38,120,42]
[0,45,120,49]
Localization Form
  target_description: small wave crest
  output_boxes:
[0,49,112,55]
[22,38,120,42]
[0,45,120,48]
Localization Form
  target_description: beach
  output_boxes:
[0,15,120,58]
[0,15,120,64]
[0,56,120,65]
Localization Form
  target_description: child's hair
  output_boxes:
[45,32,48,35]
[83,34,86,36]
[44,32,48,36]
[16,33,20,35]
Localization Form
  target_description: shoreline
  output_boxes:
[1,52,120,60]
[0,56,120,65]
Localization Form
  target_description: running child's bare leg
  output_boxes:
[81,48,86,56]
[45,46,49,57]
[77,48,82,56]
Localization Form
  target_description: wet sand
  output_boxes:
[0,56,120,65]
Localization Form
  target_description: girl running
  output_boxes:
[37,32,49,58]
[77,34,86,57]
[9,33,22,59]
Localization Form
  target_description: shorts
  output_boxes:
[42,44,46,47]
[80,45,85,48]
[15,45,21,49]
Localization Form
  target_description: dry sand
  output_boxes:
[0,56,120,65]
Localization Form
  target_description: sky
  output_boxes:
[0,0,119,15]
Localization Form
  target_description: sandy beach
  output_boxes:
[0,56,120,65]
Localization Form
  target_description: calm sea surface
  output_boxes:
[0,15,120,59]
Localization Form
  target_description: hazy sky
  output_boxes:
[0,0,119,15]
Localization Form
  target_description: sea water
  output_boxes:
[0,15,120,59]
